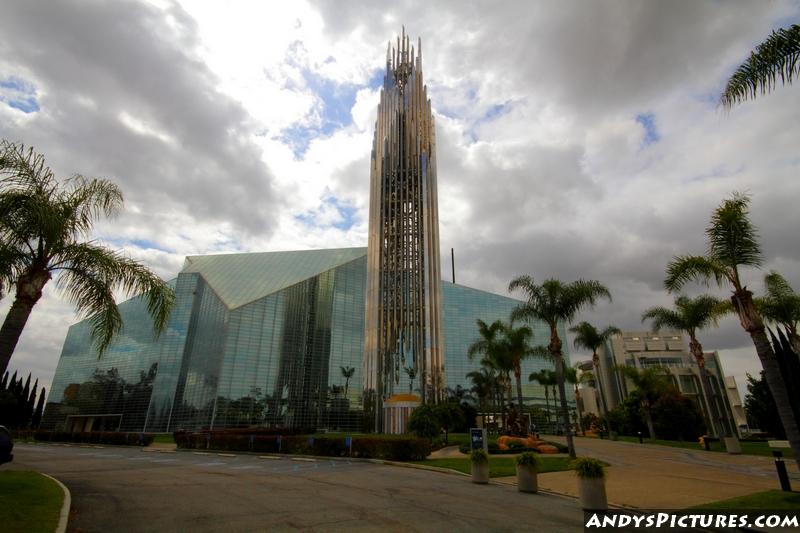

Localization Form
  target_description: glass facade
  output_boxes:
[42,248,569,433]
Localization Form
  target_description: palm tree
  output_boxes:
[618,365,673,440]
[499,321,548,424]
[756,271,800,352]
[467,367,495,426]
[403,365,417,394]
[641,294,732,438]
[529,368,557,430]
[0,141,175,375]
[467,367,492,405]
[569,322,620,423]
[468,319,512,429]
[510,276,612,459]
[340,366,355,397]
[665,192,800,468]
[720,24,800,109]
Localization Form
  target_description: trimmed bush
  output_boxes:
[32,430,155,446]
[470,449,489,464]
[516,451,539,468]
[174,431,431,461]
[572,457,605,479]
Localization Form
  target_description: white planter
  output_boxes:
[516,464,538,493]
[471,461,489,484]
[578,477,608,510]
[724,436,742,454]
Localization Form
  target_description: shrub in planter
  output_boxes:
[515,452,539,493]
[572,457,607,510]
[470,449,489,484]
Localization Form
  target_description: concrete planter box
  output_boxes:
[578,477,608,510]
[471,462,489,484]
[516,465,538,493]
[724,436,742,454]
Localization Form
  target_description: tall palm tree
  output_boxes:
[720,24,800,109]
[618,365,673,440]
[529,369,557,430]
[665,192,800,468]
[569,322,620,423]
[499,321,548,423]
[340,366,355,397]
[756,271,800,352]
[641,294,732,438]
[510,276,612,459]
[0,141,175,374]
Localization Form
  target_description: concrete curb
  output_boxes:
[39,472,70,533]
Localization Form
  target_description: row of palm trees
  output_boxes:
[465,193,800,466]
[465,279,614,459]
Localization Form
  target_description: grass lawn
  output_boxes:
[411,456,576,477]
[152,433,175,444]
[0,470,63,533]
[590,435,794,458]
[689,490,800,510]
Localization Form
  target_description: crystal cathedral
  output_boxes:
[42,31,569,433]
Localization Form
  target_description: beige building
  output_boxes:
[579,331,746,438]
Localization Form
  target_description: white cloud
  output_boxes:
[1,0,798,408]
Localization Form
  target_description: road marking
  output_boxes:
[192,452,211,455]
[127,457,151,461]
[194,461,226,466]
[231,465,260,470]
[291,457,316,462]
[95,453,123,458]
[217,453,237,458]
[258,455,280,460]
[150,458,179,463]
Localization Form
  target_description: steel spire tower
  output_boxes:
[364,28,444,419]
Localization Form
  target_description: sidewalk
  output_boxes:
[526,436,799,509]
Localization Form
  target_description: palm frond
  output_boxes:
[641,305,685,332]
[53,242,174,352]
[764,270,795,299]
[664,255,727,292]
[720,24,800,109]
[61,176,123,236]
[707,192,762,269]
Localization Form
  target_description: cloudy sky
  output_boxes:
[1,0,798,401]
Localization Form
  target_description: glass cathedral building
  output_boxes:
[42,247,572,432]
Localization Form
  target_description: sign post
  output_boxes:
[470,428,488,454]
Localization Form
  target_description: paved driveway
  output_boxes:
[9,444,583,532]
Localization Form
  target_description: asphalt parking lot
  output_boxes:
[9,443,583,532]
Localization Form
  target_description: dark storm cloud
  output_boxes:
[0,0,280,236]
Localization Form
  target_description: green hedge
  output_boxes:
[31,430,155,446]
[174,431,431,461]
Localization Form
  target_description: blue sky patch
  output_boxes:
[295,196,358,231]
[279,68,360,157]
[0,76,40,113]
[635,113,660,145]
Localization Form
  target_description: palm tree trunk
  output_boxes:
[733,289,800,469]
[644,407,656,440]
[543,389,550,430]
[592,353,609,421]
[550,330,576,459]
[514,364,524,434]
[689,337,726,438]
[0,270,50,375]
[574,384,585,436]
